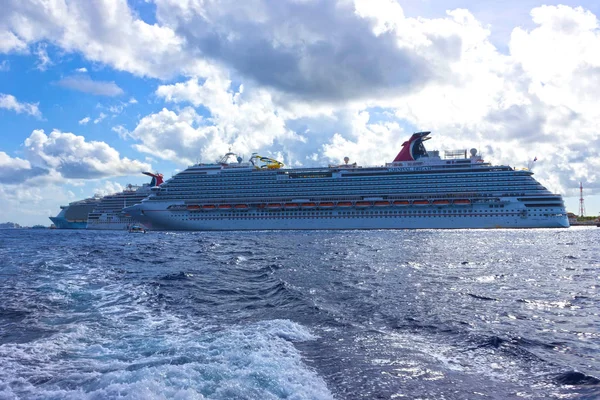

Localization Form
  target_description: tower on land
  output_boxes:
[579,182,585,217]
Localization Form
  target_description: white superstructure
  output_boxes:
[124,133,569,231]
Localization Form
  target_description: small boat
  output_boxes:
[337,202,353,207]
[374,201,390,207]
[319,202,335,208]
[234,204,249,210]
[267,203,282,209]
[432,200,450,205]
[202,204,216,210]
[300,203,317,208]
[393,200,410,206]
[128,224,146,233]
[453,199,471,205]
[187,205,201,210]
[284,203,299,209]
[218,204,232,209]
[413,200,429,205]
[355,201,371,208]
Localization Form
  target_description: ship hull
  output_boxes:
[128,203,569,231]
[49,217,87,229]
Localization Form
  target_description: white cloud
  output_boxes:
[34,42,51,71]
[0,151,49,184]
[0,30,27,53]
[57,75,124,96]
[23,129,151,179]
[94,180,124,196]
[93,112,107,124]
[0,60,9,71]
[78,116,90,125]
[130,74,305,165]
[0,93,41,118]
[112,125,129,139]
[0,183,75,226]
[75,67,87,72]
[0,0,194,79]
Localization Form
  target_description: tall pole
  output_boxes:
[579,182,586,217]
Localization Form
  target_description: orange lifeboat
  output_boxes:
[202,204,216,210]
[319,202,335,208]
[337,202,353,207]
[300,203,316,208]
[393,200,409,206]
[355,201,371,208]
[234,204,249,210]
[432,200,450,205]
[284,203,299,209]
[187,205,201,210]
[413,200,430,205]
[374,201,390,207]
[218,204,232,209]
[267,203,282,209]
[453,199,471,205]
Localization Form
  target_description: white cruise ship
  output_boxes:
[123,132,569,230]
[86,172,163,230]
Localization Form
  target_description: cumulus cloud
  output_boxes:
[78,116,90,125]
[152,0,462,101]
[57,75,124,96]
[0,0,194,79]
[130,74,305,164]
[0,93,41,118]
[0,151,49,184]
[94,180,124,196]
[23,129,151,179]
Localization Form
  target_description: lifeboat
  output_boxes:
[374,201,390,207]
[284,203,299,209]
[393,200,409,206]
[187,205,201,210]
[267,203,282,209]
[355,201,371,208]
[234,204,249,210]
[319,202,335,208]
[432,200,450,205]
[413,200,430,205]
[337,202,353,207]
[218,204,232,210]
[300,202,316,208]
[453,199,471,205]
[202,204,216,210]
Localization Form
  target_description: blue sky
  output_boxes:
[1,0,599,225]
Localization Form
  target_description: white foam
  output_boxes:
[0,317,332,400]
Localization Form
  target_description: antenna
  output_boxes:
[579,182,586,217]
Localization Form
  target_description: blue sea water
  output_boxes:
[0,228,599,400]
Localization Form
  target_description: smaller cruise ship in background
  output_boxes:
[86,172,163,230]
[49,196,102,229]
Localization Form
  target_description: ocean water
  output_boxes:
[0,228,599,400]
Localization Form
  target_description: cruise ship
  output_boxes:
[49,196,102,229]
[87,172,163,230]
[124,132,569,230]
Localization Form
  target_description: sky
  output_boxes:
[1,0,599,226]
